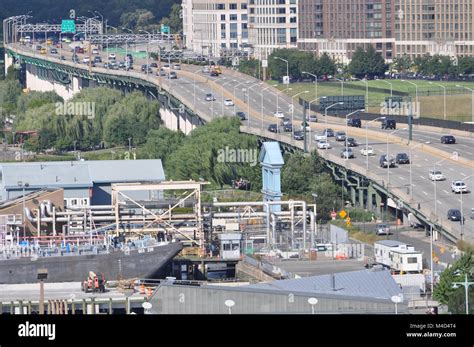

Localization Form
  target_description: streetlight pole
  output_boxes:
[221,79,236,117]
[291,91,310,136]
[353,77,369,112]
[274,56,289,94]
[139,30,151,77]
[386,128,407,187]
[334,77,344,96]
[128,137,132,152]
[261,85,274,131]
[247,82,263,127]
[122,27,133,61]
[401,80,419,106]
[408,143,422,201]
[193,67,201,109]
[452,273,474,315]
[345,109,364,159]
[456,85,474,123]
[380,80,393,98]
[325,102,344,139]
[233,81,249,115]
[302,71,318,101]
[365,117,382,171]
[429,82,446,120]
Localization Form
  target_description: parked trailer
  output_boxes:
[374,240,423,273]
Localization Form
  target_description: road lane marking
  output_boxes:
[443,190,450,194]
[398,176,405,180]
[422,191,428,196]
[419,175,425,179]
[437,200,442,204]
[460,173,466,176]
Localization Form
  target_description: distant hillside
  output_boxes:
[0,0,179,27]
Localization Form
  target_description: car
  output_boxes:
[273,110,284,118]
[340,148,354,159]
[236,111,246,120]
[267,124,279,133]
[118,62,126,69]
[168,71,177,79]
[72,55,80,63]
[280,118,291,126]
[396,153,410,164]
[429,170,445,181]
[74,47,84,54]
[157,68,167,76]
[126,54,133,63]
[375,223,390,235]
[173,64,181,70]
[447,209,463,222]
[60,55,66,61]
[441,135,456,144]
[451,180,468,193]
[315,133,327,141]
[293,131,304,140]
[163,63,171,69]
[381,119,396,129]
[92,48,99,55]
[108,53,116,60]
[103,63,109,69]
[283,123,293,132]
[109,62,119,70]
[360,146,375,156]
[150,62,158,68]
[345,138,358,147]
[224,99,234,106]
[335,131,346,141]
[205,93,216,101]
[323,128,335,137]
[301,121,311,131]
[50,48,58,54]
[40,48,47,54]
[93,56,102,63]
[306,114,318,122]
[202,66,210,73]
[379,155,396,168]
[82,57,90,64]
[317,140,331,149]
[347,118,361,128]
[35,45,42,51]
[210,70,219,76]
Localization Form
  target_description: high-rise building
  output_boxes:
[247,0,299,60]
[182,0,250,58]
[298,0,474,62]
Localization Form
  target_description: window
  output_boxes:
[278,8,286,14]
[221,14,226,21]
[232,242,239,250]
[217,3,225,10]
[221,23,226,30]
[241,3,247,9]
[71,199,78,206]
[82,198,89,206]
[241,14,248,21]
[277,17,286,23]
[229,3,237,10]
[290,16,296,23]
[223,243,231,251]
[407,257,418,264]
[230,14,238,21]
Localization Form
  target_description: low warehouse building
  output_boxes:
[149,268,407,314]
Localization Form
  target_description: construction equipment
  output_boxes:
[81,271,106,293]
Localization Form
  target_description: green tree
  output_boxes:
[433,251,473,313]
[160,3,183,33]
[348,46,387,79]
[392,55,413,76]
[317,53,337,76]
[141,127,185,163]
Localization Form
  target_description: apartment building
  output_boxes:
[182,0,249,58]
[298,0,474,63]
[247,0,299,60]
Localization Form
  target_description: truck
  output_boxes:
[210,66,222,76]
[374,240,422,273]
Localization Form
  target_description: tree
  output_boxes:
[160,3,183,33]
[317,53,337,76]
[433,250,473,313]
[392,55,412,76]
[141,127,185,163]
[348,46,387,79]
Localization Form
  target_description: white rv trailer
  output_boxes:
[374,240,423,273]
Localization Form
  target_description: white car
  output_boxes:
[82,57,90,64]
[429,170,445,181]
[273,111,284,118]
[360,147,375,156]
[92,48,99,55]
[224,99,234,106]
[315,133,327,141]
[317,140,331,149]
[108,53,116,60]
[451,181,468,193]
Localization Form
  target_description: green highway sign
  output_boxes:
[160,24,170,34]
[61,20,76,34]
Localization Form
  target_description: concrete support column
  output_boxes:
[358,189,365,209]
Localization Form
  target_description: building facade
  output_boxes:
[248,0,299,60]
[182,0,250,58]
[298,0,474,63]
